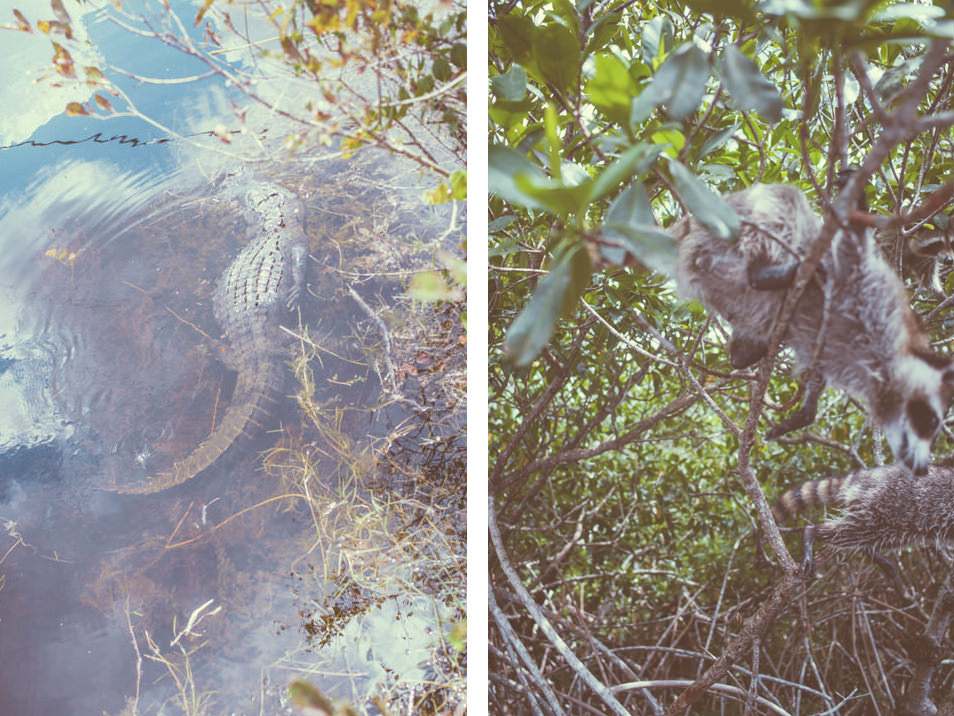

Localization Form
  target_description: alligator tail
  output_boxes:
[117,359,286,494]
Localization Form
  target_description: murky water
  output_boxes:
[0,0,466,713]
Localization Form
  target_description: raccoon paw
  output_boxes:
[729,335,767,369]
[747,260,799,290]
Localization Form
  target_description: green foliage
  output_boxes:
[490,0,954,711]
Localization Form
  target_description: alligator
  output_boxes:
[116,180,308,494]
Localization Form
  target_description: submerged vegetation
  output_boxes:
[63,161,467,715]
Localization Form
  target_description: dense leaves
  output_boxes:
[490,0,954,713]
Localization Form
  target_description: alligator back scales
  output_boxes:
[118,181,308,494]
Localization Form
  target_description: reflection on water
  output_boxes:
[0,0,466,707]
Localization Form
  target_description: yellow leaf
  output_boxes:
[51,41,75,77]
[93,93,112,111]
[65,101,88,116]
[288,680,334,716]
[50,0,71,24]
[426,183,453,204]
[194,0,214,26]
[13,9,32,32]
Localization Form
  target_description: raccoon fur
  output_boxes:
[772,464,954,552]
[673,183,954,475]
[903,229,954,296]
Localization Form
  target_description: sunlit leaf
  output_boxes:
[514,170,593,217]
[93,93,113,111]
[450,169,466,200]
[12,9,32,32]
[532,23,581,93]
[640,15,673,64]
[589,143,662,203]
[45,247,78,266]
[653,42,710,120]
[288,679,334,716]
[65,101,88,116]
[585,52,637,125]
[37,19,51,33]
[408,270,464,302]
[488,144,547,210]
[721,46,783,122]
[667,159,740,240]
[448,620,466,651]
[650,127,686,156]
[194,0,214,26]
[51,41,75,77]
[426,183,452,204]
[491,64,527,102]
[503,241,592,367]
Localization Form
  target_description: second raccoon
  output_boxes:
[773,464,954,552]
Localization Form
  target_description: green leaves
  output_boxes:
[585,53,638,126]
[589,143,662,203]
[488,145,548,211]
[640,15,674,64]
[494,14,582,96]
[492,65,527,102]
[602,183,677,275]
[533,24,581,93]
[489,141,662,219]
[720,46,783,122]
[503,241,592,368]
[652,42,710,120]
[667,159,740,241]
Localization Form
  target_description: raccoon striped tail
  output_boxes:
[772,475,850,523]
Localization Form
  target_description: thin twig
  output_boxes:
[347,284,398,394]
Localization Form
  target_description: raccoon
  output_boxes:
[673,183,954,475]
[772,464,954,553]
[903,229,954,296]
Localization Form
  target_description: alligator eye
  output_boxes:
[908,398,940,438]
